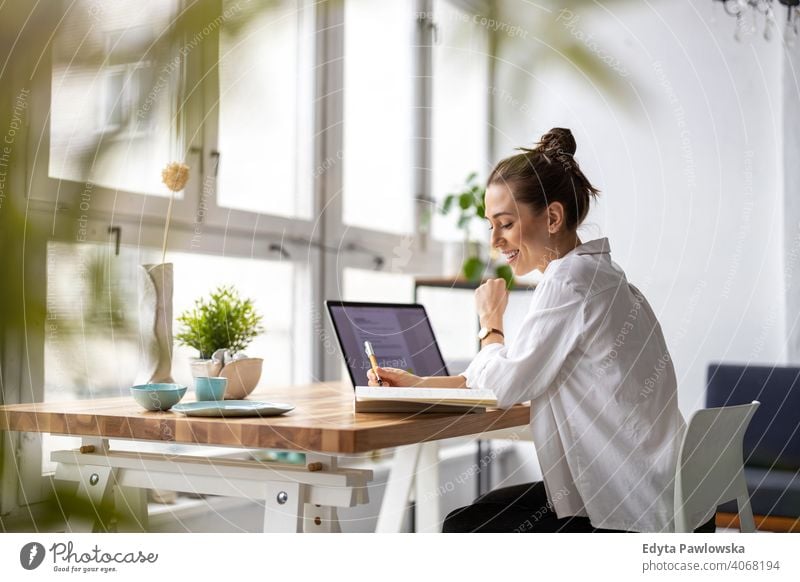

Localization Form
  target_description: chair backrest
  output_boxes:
[674,401,760,531]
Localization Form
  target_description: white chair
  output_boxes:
[674,401,760,533]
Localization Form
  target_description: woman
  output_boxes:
[367,128,715,533]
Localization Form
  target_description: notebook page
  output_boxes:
[355,386,496,401]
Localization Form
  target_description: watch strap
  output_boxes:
[480,327,504,339]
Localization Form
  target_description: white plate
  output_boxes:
[171,400,294,418]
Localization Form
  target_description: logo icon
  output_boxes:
[20,542,45,570]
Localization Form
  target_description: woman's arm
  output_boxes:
[367,367,468,388]
[464,278,584,407]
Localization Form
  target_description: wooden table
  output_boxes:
[0,381,530,533]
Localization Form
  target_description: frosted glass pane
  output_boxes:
[168,251,295,392]
[342,0,414,234]
[431,0,490,241]
[416,287,477,360]
[342,268,414,303]
[416,285,534,362]
[43,241,295,472]
[49,0,182,197]
[217,0,313,217]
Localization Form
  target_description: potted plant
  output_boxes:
[176,285,265,399]
[438,172,514,287]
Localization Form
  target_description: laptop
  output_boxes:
[326,300,491,412]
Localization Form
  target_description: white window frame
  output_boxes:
[2,0,492,517]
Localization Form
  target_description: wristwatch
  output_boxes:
[477,327,504,340]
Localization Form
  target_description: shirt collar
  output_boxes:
[573,237,611,256]
[541,237,610,277]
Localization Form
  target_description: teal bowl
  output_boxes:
[130,383,187,411]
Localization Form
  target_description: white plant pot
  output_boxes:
[219,357,264,400]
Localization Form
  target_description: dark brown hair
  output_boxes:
[487,128,600,231]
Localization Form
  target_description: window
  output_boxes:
[416,286,478,362]
[342,0,415,234]
[430,0,490,241]
[49,0,183,197]
[341,0,490,240]
[42,241,300,472]
[416,283,535,377]
[343,268,414,303]
[11,0,493,514]
[216,0,314,217]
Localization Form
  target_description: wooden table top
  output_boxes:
[0,382,530,454]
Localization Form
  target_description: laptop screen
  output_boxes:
[326,301,450,388]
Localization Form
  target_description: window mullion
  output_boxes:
[316,0,345,382]
[415,0,435,249]
[14,233,47,507]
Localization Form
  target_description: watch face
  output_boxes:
[478,327,488,339]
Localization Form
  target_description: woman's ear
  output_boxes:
[546,202,566,234]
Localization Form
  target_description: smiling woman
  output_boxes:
[369,127,714,534]
[444,128,713,533]
[484,127,601,276]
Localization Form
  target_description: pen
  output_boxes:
[363,341,383,386]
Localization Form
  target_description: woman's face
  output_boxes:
[484,182,552,275]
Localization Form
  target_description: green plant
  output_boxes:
[176,285,264,359]
[439,172,514,288]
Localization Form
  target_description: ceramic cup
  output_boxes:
[195,376,227,401]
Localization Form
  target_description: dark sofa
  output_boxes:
[706,363,800,531]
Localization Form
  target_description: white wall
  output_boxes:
[491,0,791,416]
[783,33,800,363]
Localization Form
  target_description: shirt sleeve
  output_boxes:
[460,342,504,389]
[460,278,585,408]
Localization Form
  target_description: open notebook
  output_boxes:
[354,386,497,413]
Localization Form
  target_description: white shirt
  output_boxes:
[462,237,687,532]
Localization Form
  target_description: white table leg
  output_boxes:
[414,441,441,533]
[376,444,422,533]
[304,504,341,532]
[66,464,115,532]
[302,453,342,532]
[263,481,305,532]
[65,438,114,533]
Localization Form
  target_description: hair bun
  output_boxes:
[537,127,576,157]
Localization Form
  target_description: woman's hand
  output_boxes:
[367,367,423,387]
[475,278,509,327]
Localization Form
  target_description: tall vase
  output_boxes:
[136,263,175,384]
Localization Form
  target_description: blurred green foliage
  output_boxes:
[439,173,514,288]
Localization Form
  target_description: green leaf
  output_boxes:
[437,171,486,234]
[495,264,515,289]
[441,194,455,215]
[462,256,485,282]
[176,285,265,358]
